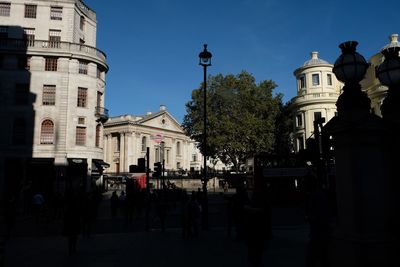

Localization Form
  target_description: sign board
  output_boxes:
[151,133,164,143]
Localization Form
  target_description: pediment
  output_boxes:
[139,112,183,133]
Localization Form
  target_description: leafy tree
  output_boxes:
[183,71,282,172]
[274,100,294,156]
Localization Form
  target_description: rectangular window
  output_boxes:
[15,84,29,105]
[42,85,56,105]
[24,4,37,18]
[78,117,85,124]
[192,154,198,162]
[300,75,306,89]
[80,16,85,31]
[45,57,57,71]
[0,2,10,17]
[75,127,86,146]
[115,136,120,152]
[0,26,8,38]
[296,114,303,127]
[312,74,320,86]
[297,136,304,151]
[327,74,333,86]
[97,67,101,79]
[78,60,88,74]
[50,6,62,20]
[314,111,322,122]
[23,28,35,47]
[49,29,61,48]
[77,87,87,107]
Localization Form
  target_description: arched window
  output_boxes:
[141,136,147,152]
[176,141,181,156]
[40,119,54,144]
[95,124,101,147]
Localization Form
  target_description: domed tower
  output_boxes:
[291,52,343,152]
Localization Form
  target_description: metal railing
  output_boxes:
[0,38,106,62]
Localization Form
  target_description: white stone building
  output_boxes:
[0,0,108,198]
[103,105,204,175]
[291,52,343,152]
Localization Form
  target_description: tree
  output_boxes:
[274,100,294,156]
[183,71,282,172]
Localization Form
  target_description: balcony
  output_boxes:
[0,38,107,64]
[95,106,109,123]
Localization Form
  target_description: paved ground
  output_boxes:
[1,191,310,267]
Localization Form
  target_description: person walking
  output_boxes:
[110,191,119,218]
[63,193,81,255]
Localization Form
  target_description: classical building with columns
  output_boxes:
[0,0,108,199]
[290,51,343,152]
[103,105,203,174]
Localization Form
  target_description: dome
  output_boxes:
[302,51,329,67]
[381,34,400,50]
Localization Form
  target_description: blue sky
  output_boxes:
[84,0,400,122]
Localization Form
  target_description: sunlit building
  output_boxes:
[103,105,204,174]
[0,0,108,199]
[291,52,343,152]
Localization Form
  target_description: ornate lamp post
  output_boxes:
[332,41,370,115]
[198,44,212,229]
[325,41,392,266]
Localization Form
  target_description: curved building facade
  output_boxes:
[291,52,343,152]
[0,0,108,198]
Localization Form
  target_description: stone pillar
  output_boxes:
[324,41,393,267]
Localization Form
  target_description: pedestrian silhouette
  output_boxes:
[110,191,119,218]
[63,193,81,255]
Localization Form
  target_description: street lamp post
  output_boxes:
[198,44,212,229]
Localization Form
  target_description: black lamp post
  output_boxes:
[332,41,371,115]
[198,44,212,229]
[376,46,400,120]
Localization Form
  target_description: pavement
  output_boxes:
[1,191,310,267]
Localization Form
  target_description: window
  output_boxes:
[13,118,26,145]
[42,85,56,105]
[24,4,37,18]
[45,57,57,71]
[297,136,304,151]
[15,84,29,105]
[97,67,101,79]
[296,114,303,127]
[312,74,320,86]
[18,56,30,70]
[141,136,147,152]
[192,154,198,162]
[75,127,86,146]
[115,135,120,152]
[80,15,85,31]
[314,112,322,122]
[49,30,61,48]
[0,2,10,17]
[176,141,181,156]
[166,150,170,164]
[0,26,8,38]
[327,74,333,86]
[50,6,62,20]
[300,75,306,89]
[78,60,88,74]
[176,162,181,169]
[40,120,54,144]
[96,91,102,108]
[95,125,101,147]
[23,28,35,47]
[77,87,87,107]
[78,117,85,124]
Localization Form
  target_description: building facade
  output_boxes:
[291,52,343,152]
[0,0,108,199]
[103,105,204,175]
